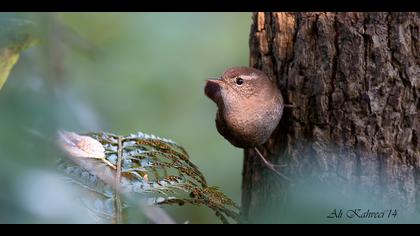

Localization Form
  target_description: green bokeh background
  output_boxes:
[0,12,251,223]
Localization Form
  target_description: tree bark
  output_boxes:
[242,12,419,223]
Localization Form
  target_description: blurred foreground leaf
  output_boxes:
[57,131,239,224]
[0,18,39,90]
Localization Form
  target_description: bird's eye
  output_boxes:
[236,77,244,85]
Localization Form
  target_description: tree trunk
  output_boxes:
[242,12,419,223]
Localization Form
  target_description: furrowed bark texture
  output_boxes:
[242,12,419,223]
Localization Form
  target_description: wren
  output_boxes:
[205,66,289,180]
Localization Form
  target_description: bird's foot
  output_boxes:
[254,147,291,182]
[284,104,295,108]
[265,163,287,171]
[267,162,287,168]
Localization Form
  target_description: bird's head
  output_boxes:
[204,67,276,113]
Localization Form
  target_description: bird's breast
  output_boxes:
[215,108,273,148]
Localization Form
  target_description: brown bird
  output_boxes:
[205,66,289,180]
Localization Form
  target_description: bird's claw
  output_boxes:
[254,147,291,182]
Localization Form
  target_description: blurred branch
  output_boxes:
[46,14,65,84]
[44,13,102,130]
[115,136,123,224]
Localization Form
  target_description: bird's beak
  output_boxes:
[205,77,222,103]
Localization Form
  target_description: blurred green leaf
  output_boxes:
[0,18,39,90]
[0,49,19,90]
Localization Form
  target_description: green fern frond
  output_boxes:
[57,131,239,224]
